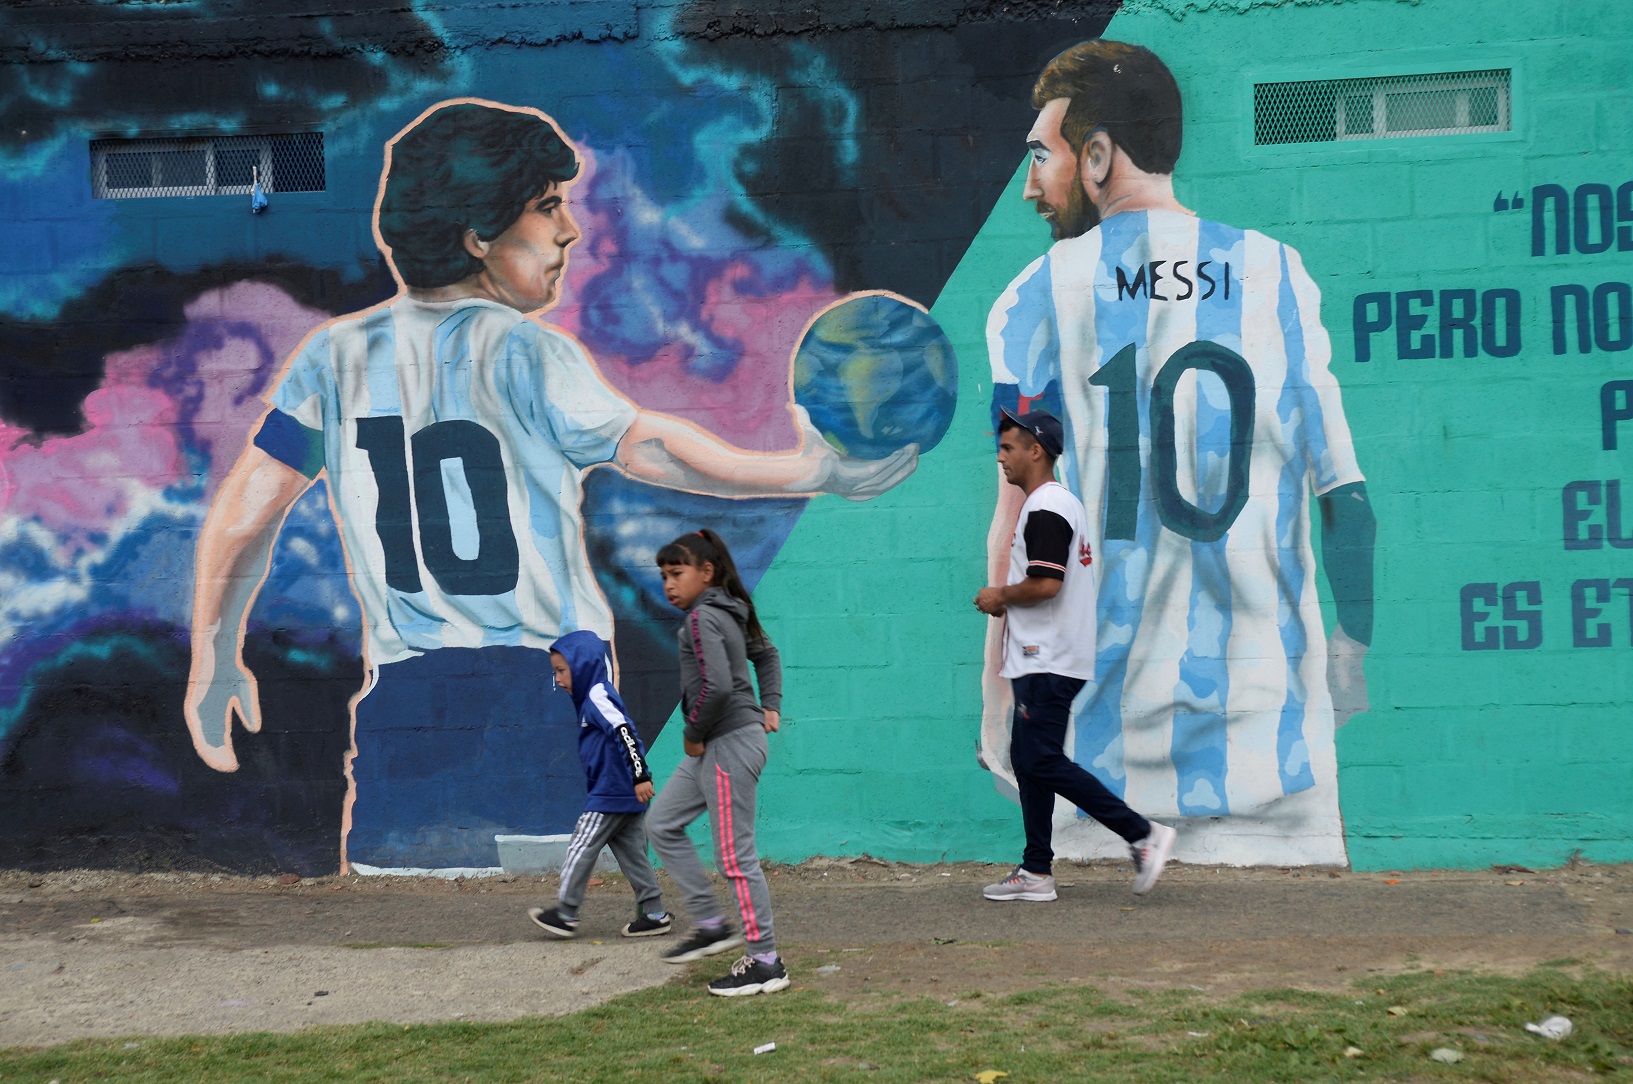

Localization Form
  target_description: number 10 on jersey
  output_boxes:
[354,416,521,596]
[1087,341,1256,544]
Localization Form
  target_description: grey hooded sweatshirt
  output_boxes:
[677,586,782,746]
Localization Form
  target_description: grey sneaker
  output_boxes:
[1131,822,1177,896]
[982,867,1057,902]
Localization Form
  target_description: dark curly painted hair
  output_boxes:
[377,102,580,288]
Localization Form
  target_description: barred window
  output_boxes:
[1254,70,1510,146]
[91,133,325,198]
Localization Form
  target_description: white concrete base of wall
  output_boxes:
[495,834,619,875]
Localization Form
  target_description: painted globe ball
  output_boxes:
[792,293,957,460]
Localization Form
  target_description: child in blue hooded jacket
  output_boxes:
[527,630,671,939]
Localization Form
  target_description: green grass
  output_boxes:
[2,967,1629,1082]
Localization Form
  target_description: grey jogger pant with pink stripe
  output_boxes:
[647,724,776,954]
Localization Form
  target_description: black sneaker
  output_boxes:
[707,954,791,998]
[527,906,578,939]
[661,924,743,964]
[622,912,673,938]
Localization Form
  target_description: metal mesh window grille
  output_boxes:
[90,133,325,198]
[1254,70,1510,146]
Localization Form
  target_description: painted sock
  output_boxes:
[646,911,669,921]
[697,916,725,930]
[556,909,578,923]
[750,951,778,966]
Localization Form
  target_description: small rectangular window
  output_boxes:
[90,133,325,199]
[1255,70,1510,146]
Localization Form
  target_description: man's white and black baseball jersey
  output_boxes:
[254,296,637,665]
[1000,481,1098,680]
[987,209,1363,819]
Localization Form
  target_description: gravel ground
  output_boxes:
[2,859,1629,1048]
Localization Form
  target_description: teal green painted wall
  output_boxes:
[748,164,1049,863]
[743,0,1633,870]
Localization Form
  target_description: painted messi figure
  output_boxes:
[982,42,1376,866]
[185,100,916,873]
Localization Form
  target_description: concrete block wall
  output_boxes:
[0,0,1627,875]
[756,0,1633,870]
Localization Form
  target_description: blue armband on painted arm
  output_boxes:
[253,408,326,478]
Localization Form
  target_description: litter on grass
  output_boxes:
[1429,1048,1464,1064]
[974,1073,1009,1084]
[753,1042,777,1055]
[1525,1015,1572,1040]
[1343,1047,1364,1059]
[815,965,842,974]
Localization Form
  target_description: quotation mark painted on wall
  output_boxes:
[1492,191,1526,212]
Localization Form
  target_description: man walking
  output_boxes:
[975,408,1176,900]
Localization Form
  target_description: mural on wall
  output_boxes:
[0,0,1081,874]
[185,98,936,873]
[980,40,1376,867]
[4,0,1629,875]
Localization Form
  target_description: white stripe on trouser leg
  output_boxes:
[561,812,602,887]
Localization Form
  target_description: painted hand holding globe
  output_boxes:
[793,404,919,501]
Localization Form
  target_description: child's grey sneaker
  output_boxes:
[1131,821,1177,896]
[707,955,791,997]
[661,924,743,963]
[982,867,1057,902]
[528,906,578,939]
[622,912,674,938]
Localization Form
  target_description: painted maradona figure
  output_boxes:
[185,98,918,874]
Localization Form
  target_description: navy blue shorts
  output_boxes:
[345,646,587,869]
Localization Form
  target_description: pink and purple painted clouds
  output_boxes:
[0,282,329,562]
[551,144,838,453]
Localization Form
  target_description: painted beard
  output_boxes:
[1039,176,1100,241]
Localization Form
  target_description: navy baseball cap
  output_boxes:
[999,406,1064,458]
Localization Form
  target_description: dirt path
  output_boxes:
[3,861,1629,1047]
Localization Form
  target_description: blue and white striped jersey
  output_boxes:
[987,210,1363,819]
[256,296,637,665]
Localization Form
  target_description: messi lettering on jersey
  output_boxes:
[1114,259,1231,303]
[988,209,1363,820]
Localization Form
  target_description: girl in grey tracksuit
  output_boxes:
[647,529,791,998]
